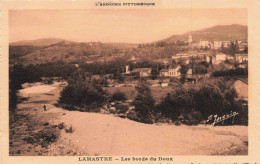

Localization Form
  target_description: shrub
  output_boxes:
[59,80,106,109]
[23,127,60,148]
[92,78,109,87]
[178,110,203,125]
[43,122,49,126]
[157,78,246,125]
[83,102,101,113]
[65,125,74,133]
[115,104,129,114]
[126,110,139,122]
[58,122,65,130]
[111,90,127,102]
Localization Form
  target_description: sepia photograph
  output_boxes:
[8,8,249,156]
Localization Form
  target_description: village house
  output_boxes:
[160,82,169,87]
[238,63,248,69]
[153,58,171,65]
[213,41,230,49]
[172,52,193,63]
[206,56,211,63]
[198,40,231,50]
[186,68,192,76]
[160,65,181,77]
[234,53,248,63]
[238,42,248,52]
[214,52,227,64]
[129,55,138,63]
[196,52,211,59]
[226,55,234,60]
[199,40,212,49]
[174,51,211,60]
[131,68,152,77]
[221,41,230,48]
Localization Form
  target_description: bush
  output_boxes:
[111,90,127,102]
[126,110,139,122]
[92,78,109,87]
[58,123,65,130]
[59,80,106,109]
[82,102,101,113]
[23,127,60,148]
[178,110,203,125]
[157,78,247,125]
[115,104,129,114]
[65,125,74,133]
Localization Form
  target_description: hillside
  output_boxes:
[163,24,247,43]
[9,39,137,65]
[9,24,247,65]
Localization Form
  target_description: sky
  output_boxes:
[9,9,247,43]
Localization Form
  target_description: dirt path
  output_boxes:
[10,84,248,156]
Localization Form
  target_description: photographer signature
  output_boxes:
[206,111,239,126]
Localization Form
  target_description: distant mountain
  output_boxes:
[163,24,248,43]
[9,38,76,47]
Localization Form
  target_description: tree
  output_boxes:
[117,74,125,84]
[59,79,106,108]
[180,64,188,84]
[221,43,225,52]
[133,79,155,124]
[229,41,239,55]
[244,46,248,53]
[150,68,159,80]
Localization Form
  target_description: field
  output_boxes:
[9,83,248,155]
[104,86,172,102]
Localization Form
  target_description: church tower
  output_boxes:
[188,0,193,49]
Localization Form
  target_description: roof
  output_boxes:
[169,65,181,69]
[160,69,168,72]
[131,68,151,73]
[216,52,227,56]
[197,52,211,55]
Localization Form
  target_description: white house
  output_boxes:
[206,56,211,63]
[160,82,169,87]
[199,40,211,48]
[215,53,227,64]
[213,41,230,49]
[213,41,222,49]
[226,55,234,60]
[160,65,181,77]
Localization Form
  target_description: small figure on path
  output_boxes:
[43,104,47,111]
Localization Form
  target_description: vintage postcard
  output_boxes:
[1,0,259,163]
